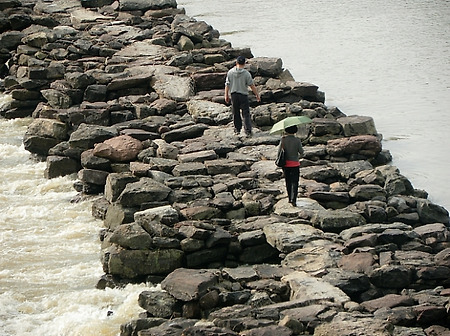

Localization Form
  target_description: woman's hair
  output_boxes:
[285,125,298,134]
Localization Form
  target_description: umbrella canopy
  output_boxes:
[269,116,312,134]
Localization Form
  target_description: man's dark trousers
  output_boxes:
[231,92,251,134]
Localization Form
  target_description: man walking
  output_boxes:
[225,56,260,136]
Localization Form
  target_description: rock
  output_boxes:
[178,149,217,163]
[172,162,207,176]
[161,268,219,301]
[138,291,177,318]
[105,245,183,278]
[119,317,166,336]
[119,0,177,11]
[161,123,208,143]
[186,99,231,125]
[117,177,172,207]
[282,271,350,305]
[78,168,109,185]
[416,199,449,224]
[369,265,413,289]
[134,205,180,226]
[311,209,366,233]
[109,223,152,250]
[93,135,143,162]
[248,57,283,77]
[337,115,378,136]
[151,74,194,102]
[104,172,139,203]
[239,325,293,336]
[361,294,415,313]
[413,223,449,251]
[0,0,21,11]
[81,0,115,8]
[282,242,343,274]
[23,118,69,155]
[44,155,81,178]
[329,160,373,179]
[424,325,450,336]
[338,252,377,274]
[0,31,24,50]
[313,312,392,336]
[135,318,197,336]
[68,124,118,151]
[107,74,152,92]
[349,184,386,201]
[191,72,227,91]
[263,223,325,254]
[81,149,111,171]
[322,269,371,299]
[326,135,382,157]
[41,89,72,108]
[104,203,136,230]
[300,165,340,183]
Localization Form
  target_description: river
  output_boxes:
[0,103,148,335]
[0,0,449,335]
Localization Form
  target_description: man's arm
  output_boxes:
[250,84,260,102]
[224,85,230,104]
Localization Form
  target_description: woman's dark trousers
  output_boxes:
[283,166,300,204]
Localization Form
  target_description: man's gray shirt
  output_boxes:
[225,67,253,95]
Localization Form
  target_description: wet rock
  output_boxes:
[23,118,68,155]
[105,245,183,278]
[109,222,152,250]
[44,155,81,178]
[119,317,166,336]
[138,291,177,318]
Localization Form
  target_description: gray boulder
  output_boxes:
[105,245,183,278]
[117,177,172,207]
[161,268,219,301]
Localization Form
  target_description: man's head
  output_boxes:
[236,56,246,65]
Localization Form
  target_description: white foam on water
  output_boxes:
[0,114,150,335]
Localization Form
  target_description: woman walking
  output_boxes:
[277,125,304,206]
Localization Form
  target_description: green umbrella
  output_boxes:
[269,116,312,134]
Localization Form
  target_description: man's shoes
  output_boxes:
[289,201,297,207]
[234,129,240,135]
[244,131,252,137]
